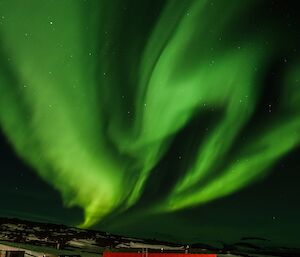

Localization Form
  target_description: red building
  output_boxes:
[103,253,217,257]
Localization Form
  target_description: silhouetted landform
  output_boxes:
[0,217,183,253]
[1,217,300,257]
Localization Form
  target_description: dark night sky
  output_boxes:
[1,128,300,246]
[1,0,300,248]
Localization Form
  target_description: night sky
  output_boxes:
[0,0,300,248]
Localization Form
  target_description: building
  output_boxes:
[103,253,217,257]
[0,244,55,257]
[0,250,25,257]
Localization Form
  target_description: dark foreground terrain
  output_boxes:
[0,217,299,257]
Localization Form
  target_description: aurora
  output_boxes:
[0,0,299,233]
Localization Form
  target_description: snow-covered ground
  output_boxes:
[0,242,102,257]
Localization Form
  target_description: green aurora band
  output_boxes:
[0,0,299,228]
